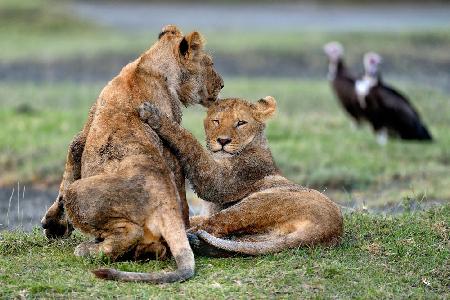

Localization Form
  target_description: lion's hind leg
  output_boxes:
[189,215,209,230]
[74,222,144,261]
[97,222,144,260]
[189,189,342,256]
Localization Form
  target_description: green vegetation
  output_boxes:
[2,0,449,76]
[208,30,450,59]
[0,0,148,61]
[2,78,449,207]
[0,205,448,298]
[1,0,449,298]
[1,0,445,208]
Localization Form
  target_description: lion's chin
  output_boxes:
[211,150,234,159]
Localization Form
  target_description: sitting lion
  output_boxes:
[40,25,223,283]
[139,97,343,256]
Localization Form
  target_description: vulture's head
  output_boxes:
[323,42,344,63]
[364,52,382,77]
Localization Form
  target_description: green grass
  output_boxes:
[0,0,150,62]
[1,1,449,298]
[208,30,450,60]
[0,83,99,185]
[4,25,450,76]
[0,205,448,298]
[1,77,449,207]
[2,0,449,75]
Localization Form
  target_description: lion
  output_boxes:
[139,96,343,256]
[40,25,223,283]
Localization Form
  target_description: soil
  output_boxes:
[0,185,58,232]
[0,184,444,232]
[1,51,449,92]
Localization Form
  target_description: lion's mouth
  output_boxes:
[213,149,230,154]
[212,149,234,158]
[212,147,236,156]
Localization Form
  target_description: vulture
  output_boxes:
[323,41,366,126]
[355,52,433,144]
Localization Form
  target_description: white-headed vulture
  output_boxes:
[324,41,366,126]
[355,52,433,144]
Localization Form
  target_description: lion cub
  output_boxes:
[139,97,343,255]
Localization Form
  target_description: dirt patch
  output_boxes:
[0,182,445,232]
[1,51,449,92]
[0,52,130,83]
[0,185,57,232]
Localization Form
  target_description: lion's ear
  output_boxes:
[158,24,182,39]
[253,96,277,122]
[179,31,205,60]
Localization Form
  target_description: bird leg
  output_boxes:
[376,128,388,146]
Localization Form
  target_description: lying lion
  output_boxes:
[41,25,223,283]
[139,97,343,256]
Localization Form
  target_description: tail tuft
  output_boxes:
[92,268,118,280]
[188,232,237,258]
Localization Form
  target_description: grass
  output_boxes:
[2,0,449,77]
[0,83,98,185]
[1,78,449,208]
[0,204,448,298]
[1,1,449,298]
[0,0,150,62]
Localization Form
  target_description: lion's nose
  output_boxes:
[217,137,231,146]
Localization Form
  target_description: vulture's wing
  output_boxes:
[375,83,432,140]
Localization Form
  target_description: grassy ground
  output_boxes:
[0,0,139,62]
[1,1,449,298]
[1,78,449,207]
[0,205,448,298]
[2,0,449,79]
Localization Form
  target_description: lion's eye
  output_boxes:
[236,120,247,127]
[212,119,219,125]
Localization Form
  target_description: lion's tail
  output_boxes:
[92,248,194,283]
[93,216,195,284]
[196,230,310,256]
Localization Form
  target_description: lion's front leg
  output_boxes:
[42,103,96,239]
[162,144,190,227]
[41,195,74,239]
[41,132,85,239]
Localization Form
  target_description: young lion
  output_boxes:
[40,25,223,283]
[139,97,343,256]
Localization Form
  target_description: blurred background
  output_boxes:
[0,0,449,231]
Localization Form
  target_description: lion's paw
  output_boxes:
[74,240,99,257]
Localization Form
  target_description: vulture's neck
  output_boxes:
[355,72,378,108]
[328,58,347,81]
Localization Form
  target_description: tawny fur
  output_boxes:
[41,25,223,283]
[140,97,343,256]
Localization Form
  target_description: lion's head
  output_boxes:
[197,54,224,108]
[139,25,223,108]
[204,96,277,156]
